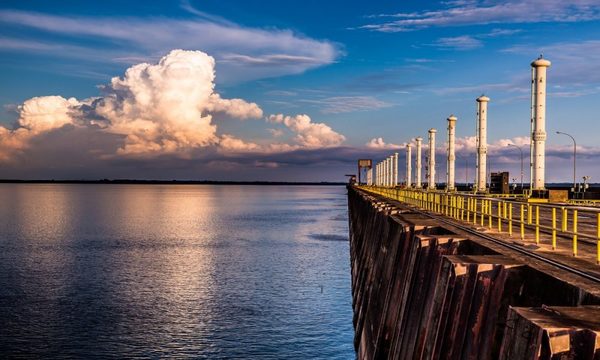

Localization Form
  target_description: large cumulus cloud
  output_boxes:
[0,49,350,178]
[0,50,265,160]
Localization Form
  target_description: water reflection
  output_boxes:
[0,185,353,359]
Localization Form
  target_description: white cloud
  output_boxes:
[0,50,263,159]
[366,137,404,149]
[219,134,261,153]
[267,128,285,137]
[0,50,352,164]
[268,114,346,148]
[0,9,340,83]
[431,36,483,50]
[360,0,600,32]
[301,96,392,114]
[94,50,262,156]
[18,96,79,132]
[0,96,81,161]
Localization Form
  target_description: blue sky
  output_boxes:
[1,0,600,182]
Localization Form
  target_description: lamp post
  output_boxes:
[507,143,524,191]
[456,153,469,188]
[556,131,576,191]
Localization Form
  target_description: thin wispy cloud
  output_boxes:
[359,0,600,32]
[430,36,483,50]
[0,9,341,83]
[301,96,392,114]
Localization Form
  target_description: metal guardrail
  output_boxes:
[568,199,600,206]
[358,186,600,265]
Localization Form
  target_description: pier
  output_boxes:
[348,186,600,359]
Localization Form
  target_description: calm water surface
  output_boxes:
[0,184,354,359]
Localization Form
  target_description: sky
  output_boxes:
[1,0,600,182]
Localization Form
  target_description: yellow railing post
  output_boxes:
[573,209,578,257]
[508,203,513,236]
[520,204,525,240]
[488,200,492,229]
[527,204,532,225]
[467,198,471,222]
[498,201,502,232]
[562,207,567,232]
[535,205,540,244]
[552,207,557,250]
[480,199,485,226]
[597,213,600,265]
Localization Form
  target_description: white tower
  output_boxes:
[415,137,423,189]
[428,128,437,190]
[385,157,390,187]
[476,96,490,192]
[390,155,395,186]
[531,56,551,190]
[406,144,412,187]
[393,153,399,186]
[447,115,457,191]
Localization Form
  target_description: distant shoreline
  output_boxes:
[0,179,347,186]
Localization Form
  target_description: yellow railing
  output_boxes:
[358,185,600,265]
[568,199,600,206]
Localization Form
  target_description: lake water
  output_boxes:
[0,184,354,359]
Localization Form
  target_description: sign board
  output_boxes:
[358,159,372,168]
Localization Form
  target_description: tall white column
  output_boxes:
[406,144,412,187]
[389,156,394,186]
[447,115,457,191]
[415,137,422,189]
[385,158,389,187]
[531,56,551,190]
[428,128,437,190]
[476,96,490,192]
[393,153,399,186]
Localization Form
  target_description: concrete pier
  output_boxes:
[348,186,600,359]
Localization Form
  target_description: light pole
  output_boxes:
[556,131,576,191]
[456,153,469,187]
[507,143,524,191]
